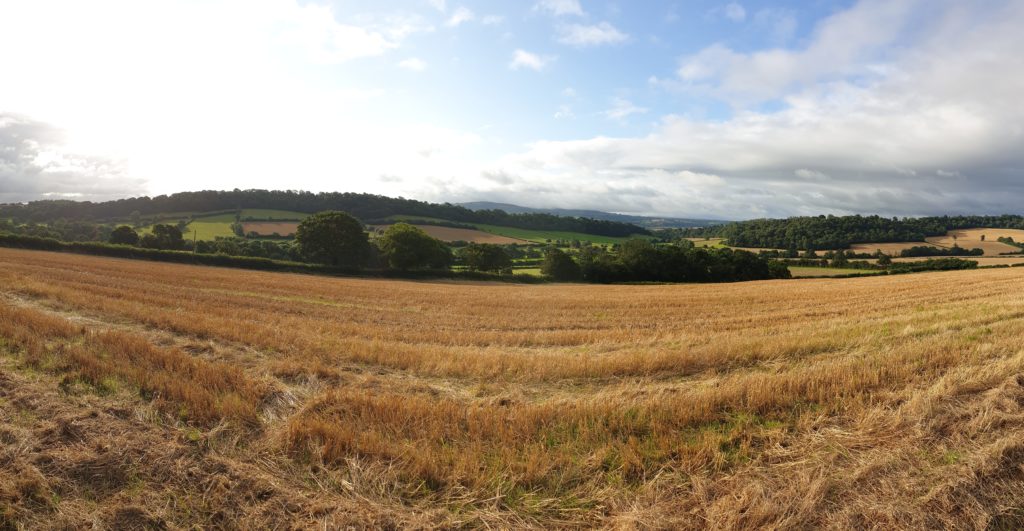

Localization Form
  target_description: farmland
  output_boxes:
[472,223,643,245]
[787,266,884,277]
[369,223,525,244]
[2,247,1024,528]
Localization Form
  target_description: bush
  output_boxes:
[459,243,513,273]
[377,223,453,270]
[295,211,371,268]
[540,247,582,281]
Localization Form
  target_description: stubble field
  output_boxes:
[2,247,1024,528]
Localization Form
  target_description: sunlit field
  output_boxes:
[3,247,1024,528]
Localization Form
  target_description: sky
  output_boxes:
[1,0,1023,220]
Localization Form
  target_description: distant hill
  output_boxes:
[0,190,651,238]
[459,201,728,229]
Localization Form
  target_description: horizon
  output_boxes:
[2,0,1023,219]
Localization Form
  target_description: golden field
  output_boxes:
[2,247,1024,528]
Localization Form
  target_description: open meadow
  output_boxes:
[2,248,1024,528]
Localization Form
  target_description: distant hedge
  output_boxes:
[0,233,546,283]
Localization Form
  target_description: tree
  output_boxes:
[831,249,849,268]
[108,225,139,245]
[877,253,892,265]
[377,223,452,270]
[541,247,581,281]
[139,224,185,250]
[295,211,371,268]
[459,243,512,273]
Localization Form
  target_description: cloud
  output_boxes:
[273,3,430,64]
[481,15,504,25]
[680,0,921,104]
[481,0,1024,218]
[794,169,829,180]
[398,57,428,71]
[446,6,474,27]
[0,113,145,203]
[556,22,629,47]
[562,87,577,98]
[509,49,555,71]
[554,105,574,119]
[427,0,446,12]
[603,98,647,120]
[724,3,746,22]
[534,0,585,17]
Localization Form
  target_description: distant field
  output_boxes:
[850,241,942,256]
[3,248,1024,527]
[925,228,1024,256]
[241,221,300,236]
[185,210,308,240]
[788,266,884,277]
[686,237,727,248]
[370,223,525,244]
[893,256,1024,266]
[239,209,309,220]
[851,228,1024,257]
[472,223,644,244]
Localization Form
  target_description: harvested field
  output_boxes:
[850,241,942,256]
[241,221,299,236]
[370,223,525,244]
[892,256,1024,266]
[3,247,1024,528]
[926,228,1024,256]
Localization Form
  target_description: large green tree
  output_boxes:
[139,224,184,250]
[459,243,512,273]
[109,225,139,245]
[295,211,370,268]
[540,247,581,281]
[377,223,452,270]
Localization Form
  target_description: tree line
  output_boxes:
[0,189,649,238]
[95,211,790,283]
[680,214,1024,249]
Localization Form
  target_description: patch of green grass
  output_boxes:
[471,223,645,245]
[238,209,309,220]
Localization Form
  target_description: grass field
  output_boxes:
[472,223,644,245]
[185,209,308,240]
[2,247,1024,528]
[369,223,525,244]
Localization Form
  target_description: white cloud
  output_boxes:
[556,22,629,47]
[482,15,505,25]
[680,0,918,104]
[428,0,446,12]
[794,169,829,180]
[398,57,428,71]
[554,105,574,119]
[482,0,1024,218]
[509,49,555,71]
[724,3,746,22]
[562,87,577,98]
[446,6,474,27]
[603,98,647,120]
[534,0,585,17]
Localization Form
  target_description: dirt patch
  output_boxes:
[240,221,300,237]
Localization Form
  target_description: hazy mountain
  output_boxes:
[459,202,728,229]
